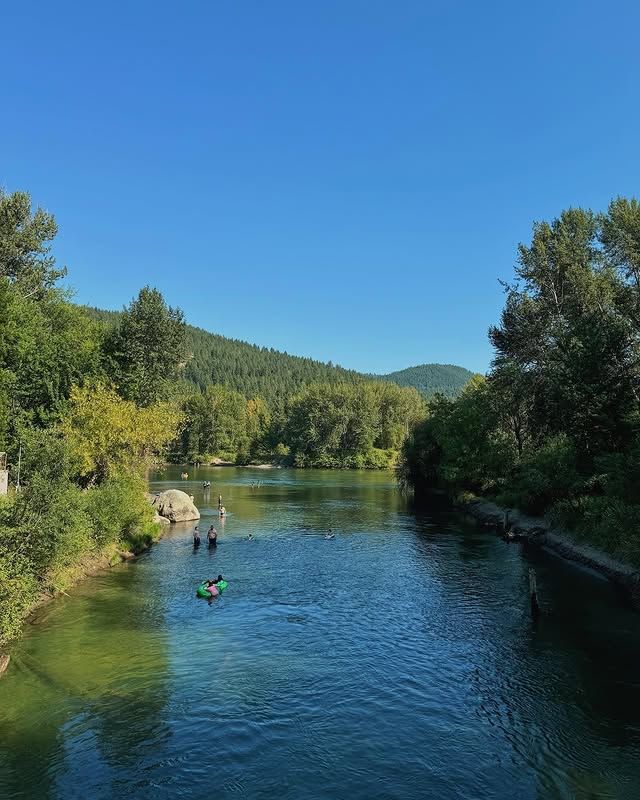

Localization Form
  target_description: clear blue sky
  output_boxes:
[2,1,639,374]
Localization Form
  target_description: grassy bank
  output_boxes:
[0,473,164,652]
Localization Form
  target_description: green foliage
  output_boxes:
[7,430,91,575]
[85,475,159,550]
[402,197,640,564]
[0,434,164,643]
[60,383,183,484]
[0,546,38,647]
[179,385,250,463]
[497,435,581,515]
[399,377,514,494]
[379,363,474,398]
[551,497,640,565]
[0,189,66,295]
[0,277,103,437]
[284,382,426,468]
[105,286,187,406]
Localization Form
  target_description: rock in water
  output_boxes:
[152,490,200,523]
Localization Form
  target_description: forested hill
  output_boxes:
[83,307,471,404]
[379,364,475,397]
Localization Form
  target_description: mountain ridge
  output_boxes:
[82,306,472,402]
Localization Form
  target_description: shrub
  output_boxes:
[85,475,155,548]
[0,550,38,647]
[498,435,581,515]
[551,496,640,566]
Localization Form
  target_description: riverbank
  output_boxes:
[0,521,166,677]
[460,496,640,609]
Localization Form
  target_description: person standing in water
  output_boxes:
[207,526,217,547]
[218,494,223,510]
[193,526,201,547]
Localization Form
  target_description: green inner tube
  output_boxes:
[216,580,228,591]
[196,582,211,598]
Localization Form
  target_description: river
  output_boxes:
[1,467,639,799]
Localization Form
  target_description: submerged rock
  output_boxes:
[151,489,200,523]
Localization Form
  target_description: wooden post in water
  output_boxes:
[529,567,540,618]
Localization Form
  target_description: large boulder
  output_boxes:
[151,489,200,523]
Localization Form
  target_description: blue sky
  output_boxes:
[1,1,639,374]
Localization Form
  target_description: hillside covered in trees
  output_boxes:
[379,364,474,397]
[399,198,640,566]
[84,308,470,405]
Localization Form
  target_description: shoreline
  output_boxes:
[460,496,640,609]
[0,525,165,678]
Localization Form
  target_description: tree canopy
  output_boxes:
[400,197,640,566]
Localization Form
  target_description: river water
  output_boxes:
[1,467,639,800]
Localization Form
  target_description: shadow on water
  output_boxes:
[410,502,640,799]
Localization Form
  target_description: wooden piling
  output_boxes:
[529,567,540,618]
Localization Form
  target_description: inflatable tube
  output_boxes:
[216,580,228,591]
[196,581,213,598]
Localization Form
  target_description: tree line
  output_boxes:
[175,372,425,469]
[399,198,640,566]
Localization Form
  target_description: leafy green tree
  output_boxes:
[106,287,187,406]
[403,197,640,564]
[59,383,183,485]
[179,385,250,462]
[600,197,640,296]
[0,189,66,297]
[0,204,103,458]
[247,397,271,459]
[283,382,423,468]
[399,377,514,495]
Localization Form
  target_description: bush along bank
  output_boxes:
[0,385,182,653]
